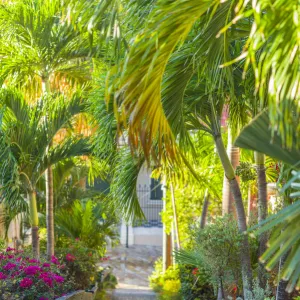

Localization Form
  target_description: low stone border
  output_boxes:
[56,285,98,300]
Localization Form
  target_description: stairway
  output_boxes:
[110,289,157,300]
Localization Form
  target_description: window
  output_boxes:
[150,178,163,200]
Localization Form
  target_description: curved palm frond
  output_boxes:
[237,0,300,148]
[39,137,91,178]
[251,199,300,292]
[109,148,145,222]
[115,0,217,160]
[88,78,118,160]
[235,111,300,166]
[162,49,194,149]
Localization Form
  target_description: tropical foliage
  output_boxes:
[0,0,299,298]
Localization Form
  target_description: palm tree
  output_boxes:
[0,88,90,257]
[110,1,254,295]
[235,111,300,294]
[0,0,114,258]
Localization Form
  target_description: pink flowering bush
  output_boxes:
[0,247,74,300]
[55,238,100,290]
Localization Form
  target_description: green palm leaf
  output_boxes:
[116,0,217,159]
[109,148,145,221]
[235,111,300,166]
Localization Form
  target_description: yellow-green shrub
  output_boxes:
[149,258,181,299]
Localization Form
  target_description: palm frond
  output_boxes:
[39,137,91,178]
[109,148,145,222]
[250,199,300,292]
[235,111,300,167]
[115,0,217,160]
[237,0,300,148]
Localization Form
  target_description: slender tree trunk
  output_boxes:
[42,77,55,259]
[217,278,225,300]
[28,191,39,258]
[170,183,180,249]
[0,204,5,239]
[200,189,210,229]
[45,166,54,259]
[276,253,291,300]
[255,152,268,288]
[222,129,240,215]
[214,135,253,297]
[162,178,172,271]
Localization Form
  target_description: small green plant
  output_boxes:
[236,161,256,182]
[149,258,181,300]
[229,279,274,300]
[179,264,215,300]
[0,238,6,250]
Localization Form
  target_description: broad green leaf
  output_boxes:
[235,111,300,166]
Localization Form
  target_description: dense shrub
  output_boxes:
[179,265,215,300]
[191,215,243,291]
[149,258,181,300]
[0,247,74,300]
[55,238,102,290]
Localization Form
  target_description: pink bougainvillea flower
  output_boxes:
[51,255,60,265]
[42,276,53,287]
[20,277,33,288]
[3,262,17,270]
[65,253,76,262]
[0,272,7,280]
[58,264,66,269]
[42,263,51,268]
[24,265,41,276]
[39,297,49,300]
[6,247,15,252]
[28,259,39,264]
[53,275,64,283]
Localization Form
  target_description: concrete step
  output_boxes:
[110,289,157,300]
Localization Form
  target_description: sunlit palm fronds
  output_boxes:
[115,0,217,160]
[0,0,106,98]
[55,199,118,254]
[109,147,145,222]
[235,111,300,166]
[0,88,91,212]
[252,199,300,292]
[237,0,300,147]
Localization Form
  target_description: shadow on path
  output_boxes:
[100,245,161,299]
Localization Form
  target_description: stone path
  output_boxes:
[100,245,161,299]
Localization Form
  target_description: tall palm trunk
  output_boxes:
[170,183,180,249]
[45,166,54,259]
[0,204,4,239]
[255,152,268,288]
[222,129,240,215]
[200,189,210,229]
[217,278,225,300]
[42,77,55,259]
[28,190,39,258]
[214,135,253,297]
